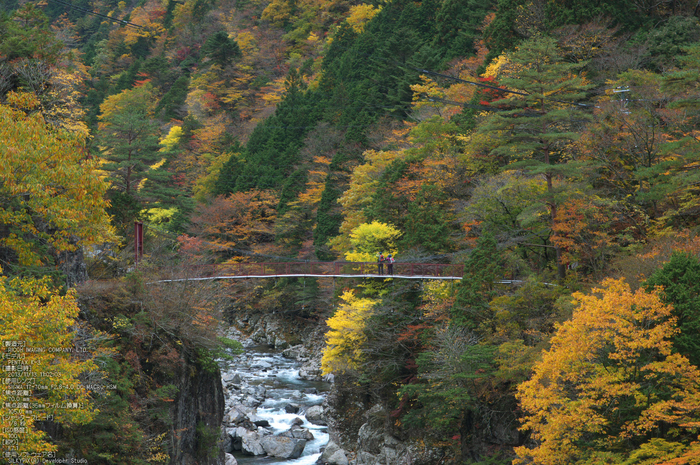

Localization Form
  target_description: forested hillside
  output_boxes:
[3,0,700,463]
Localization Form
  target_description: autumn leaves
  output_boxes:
[516,277,700,464]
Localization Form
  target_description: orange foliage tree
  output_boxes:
[515,278,700,465]
[187,190,278,260]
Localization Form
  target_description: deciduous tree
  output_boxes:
[187,190,278,260]
[0,92,113,269]
[0,276,99,457]
[321,290,378,375]
[515,278,700,465]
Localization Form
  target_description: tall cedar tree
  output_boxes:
[97,84,168,228]
[201,31,241,67]
[478,35,591,279]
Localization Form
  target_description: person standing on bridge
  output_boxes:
[387,254,394,275]
[378,253,385,275]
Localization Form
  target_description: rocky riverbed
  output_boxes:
[219,330,345,465]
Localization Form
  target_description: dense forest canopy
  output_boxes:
[2,0,700,462]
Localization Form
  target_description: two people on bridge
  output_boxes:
[378,253,394,275]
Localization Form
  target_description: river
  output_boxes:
[221,345,330,465]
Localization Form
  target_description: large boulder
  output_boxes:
[261,435,307,459]
[280,425,314,441]
[305,405,326,425]
[285,403,301,414]
[230,427,267,456]
[223,408,247,426]
[242,395,263,407]
[327,450,350,465]
[282,345,310,361]
[223,372,242,385]
[319,441,349,465]
[298,362,322,380]
[224,453,238,465]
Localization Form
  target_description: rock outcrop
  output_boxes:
[170,359,226,465]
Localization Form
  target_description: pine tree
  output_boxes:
[477,34,592,278]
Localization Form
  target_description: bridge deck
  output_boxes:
[152,273,465,283]
[153,261,466,281]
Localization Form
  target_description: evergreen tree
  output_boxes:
[452,232,503,331]
[645,252,700,366]
[201,31,241,67]
[97,84,168,229]
[477,35,592,278]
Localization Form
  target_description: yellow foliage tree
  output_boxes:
[344,221,402,262]
[345,4,382,33]
[0,275,99,457]
[515,278,700,465]
[321,290,378,375]
[0,93,113,267]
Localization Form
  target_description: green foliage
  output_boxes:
[217,69,321,195]
[433,0,494,64]
[98,84,161,197]
[0,4,63,65]
[644,252,700,366]
[113,59,142,94]
[106,191,142,234]
[201,31,242,67]
[452,232,504,330]
[643,16,700,71]
[398,327,494,436]
[485,0,651,57]
[157,75,190,120]
[401,184,454,253]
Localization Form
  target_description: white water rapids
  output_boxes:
[222,346,330,465]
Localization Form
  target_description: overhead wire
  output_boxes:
[50,0,148,29]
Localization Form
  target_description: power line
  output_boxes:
[408,66,596,109]
[50,0,148,29]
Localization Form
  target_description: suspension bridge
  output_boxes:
[151,261,471,283]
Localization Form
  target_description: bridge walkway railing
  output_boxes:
[177,261,465,279]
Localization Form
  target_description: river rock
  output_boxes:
[242,384,267,399]
[327,450,350,465]
[231,427,267,455]
[251,360,272,370]
[261,435,307,459]
[224,453,238,465]
[282,344,310,361]
[358,422,384,454]
[291,417,304,426]
[280,425,314,440]
[305,405,326,425]
[223,372,242,385]
[225,427,242,452]
[319,441,349,465]
[250,328,268,344]
[274,335,288,350]
[222,427,234,453]
[242,395,263,407]
[224,407,247,425]
[298,362,322,380]
[285,403,301,413]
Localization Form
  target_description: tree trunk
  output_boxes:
[544,146,566,280]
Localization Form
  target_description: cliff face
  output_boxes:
[170,358,226,465]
